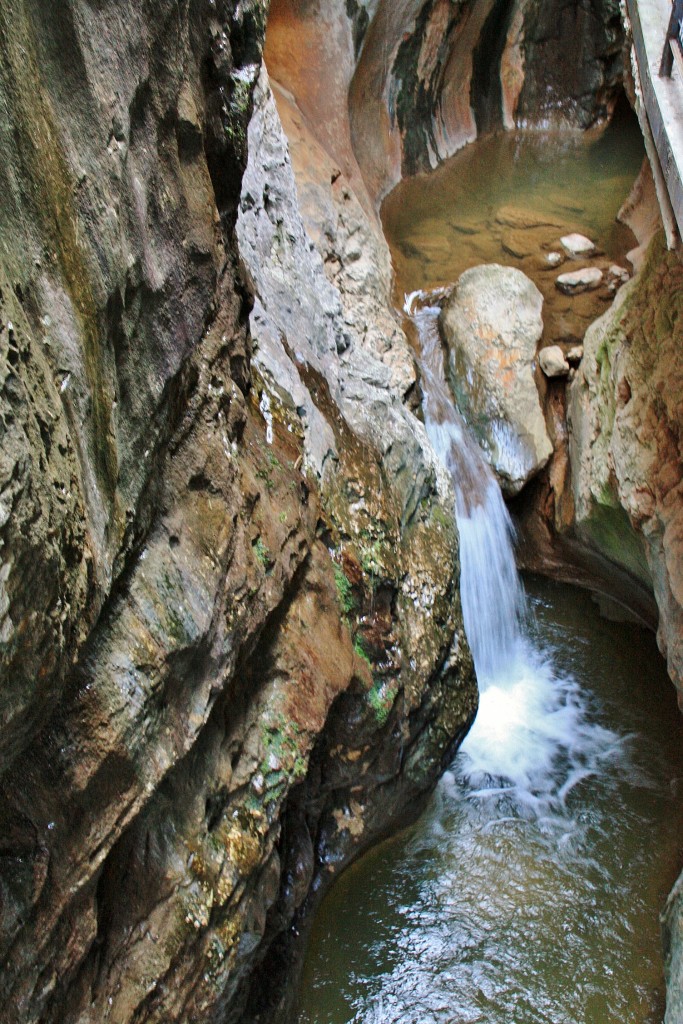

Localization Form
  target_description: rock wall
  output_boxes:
[350,0,624,203]
[263,1,624,209]
[0,3,478,1023]
[567,233,683,702]
[0,0,267,775]
[3,0,680,1018]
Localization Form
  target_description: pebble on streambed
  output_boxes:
[555,266,604,294]
[560,232,598,257]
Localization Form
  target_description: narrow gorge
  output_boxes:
[0,2,681,1023]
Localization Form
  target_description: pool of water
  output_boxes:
[381,103,645,344]
[295,577,683,1024]
[294,107,676,1024]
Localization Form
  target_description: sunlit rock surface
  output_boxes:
[0,2,476,1022]
[440,264,552,495]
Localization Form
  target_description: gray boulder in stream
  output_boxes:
[440,264,553,496]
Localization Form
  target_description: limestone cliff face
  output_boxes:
[567,235,683,702]
[0,0,267,775]
[0,2,476,1023]
[264,0,624,211]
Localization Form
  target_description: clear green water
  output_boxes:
[380,106,645,346]
[381,105,645,295]
[296,578,683,1024]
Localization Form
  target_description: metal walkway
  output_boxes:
[626,0,683,245]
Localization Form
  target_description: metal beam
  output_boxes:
[626,0,683,245]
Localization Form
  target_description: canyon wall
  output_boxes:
[567,234,683,701]
[1,0,681,1020]
[264,0,624,209]
[0,2,477,1022]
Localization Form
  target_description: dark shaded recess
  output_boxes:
[393,0,458,178]
[240,683,476,1024]
[196,0,266,233]
[345,0,370,58]
[516,0,624,128]
[470,0,515,135]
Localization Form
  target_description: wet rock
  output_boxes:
[618,156,663,273]
[556,266,603,294]
[568,234,683,703]
[539,345,570,378]
[608,264,630,283]
[501,229,535,258]
[663,871,683,1024]
[291,0,627,206]
[440,264,552,496]
[495,205,561,230]
[0,9,478,1024]
[560,232,597,257]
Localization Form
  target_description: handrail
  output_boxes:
[660,0,683,76]
[625,0,682,246]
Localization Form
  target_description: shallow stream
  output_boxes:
[382,102,644,345]
[295,111,683,1023]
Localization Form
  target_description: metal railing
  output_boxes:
[660,0,683,76]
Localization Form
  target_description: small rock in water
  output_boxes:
[566,345,584,364]
[560,233,597,257]
[539,345,570,378]
[555,266,603,295]
[608,264,630,283]
[544,251,564,268]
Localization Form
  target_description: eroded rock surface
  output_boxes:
[262,0,624,209]
[0,3,476,1023]
[440,264,552,495]
[568,234,683,701]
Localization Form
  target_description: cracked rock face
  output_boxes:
[568,234,683,703]
[0,2,476,1023]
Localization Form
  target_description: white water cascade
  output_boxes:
[296,292,682,1024]
[405,289,627,817]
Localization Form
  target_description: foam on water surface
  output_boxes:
[405,290,628,827]
[297,126,683,1024]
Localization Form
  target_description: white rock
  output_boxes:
[608,264,630,282]
[440,264,552,495]
[560,233,596,257]
[566,345,584,364]
[539,345,570,378]
[555,266,603,294]
[545,251,563,267]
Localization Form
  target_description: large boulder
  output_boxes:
[440,264,552,496]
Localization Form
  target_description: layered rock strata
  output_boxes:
[0,3,476,1023]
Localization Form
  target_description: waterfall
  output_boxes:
[406,290,527,685]
[405,290,627,817]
